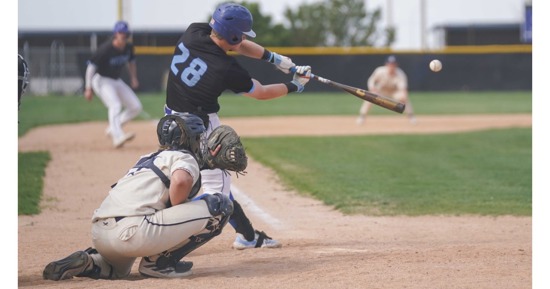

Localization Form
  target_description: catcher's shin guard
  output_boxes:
[229,199,255,241]
[155,194,233,268]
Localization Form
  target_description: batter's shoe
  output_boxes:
[43,251,93,281]
[113,132,135,148]
[138,257,193,278]
[232,230,282,250]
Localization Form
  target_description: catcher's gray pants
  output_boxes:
[90,199,213,279]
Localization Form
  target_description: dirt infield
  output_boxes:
[18,114,532,289]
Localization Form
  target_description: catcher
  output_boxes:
[43,114,247,280]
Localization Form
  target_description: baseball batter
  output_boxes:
[43,114,235,280]
[164,3,312,249]
[357,55,416,125]
[84,21,143,148]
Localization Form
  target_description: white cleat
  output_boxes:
[356,116,365,125]
[113,132,135,148]
[232,230,282,250]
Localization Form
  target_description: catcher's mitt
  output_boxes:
[203,125,248,174]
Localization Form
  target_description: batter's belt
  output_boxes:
[164,104,210,130]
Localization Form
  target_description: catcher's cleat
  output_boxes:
[43,251,93,281]
[232,230,282,250]
[138,257,193,279]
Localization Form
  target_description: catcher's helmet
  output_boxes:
[157,113,206,157]
[18,54,30,108]
[209,3,256,45]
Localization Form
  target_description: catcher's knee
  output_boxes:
[200,193,234,217]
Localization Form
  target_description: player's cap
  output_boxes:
[113,21,130,34]
[386,55,397,64]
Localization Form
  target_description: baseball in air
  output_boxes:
[429,59,442,72]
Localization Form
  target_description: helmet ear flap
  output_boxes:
[157,115,184,148]
[157,114,204,152]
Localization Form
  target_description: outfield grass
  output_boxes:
[18,91,531,136]
[18,91,532,216]
[244,128,532,216]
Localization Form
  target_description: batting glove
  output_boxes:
[291,66,312,93]
[269,52,295,74]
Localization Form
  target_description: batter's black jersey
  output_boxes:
[89,39,136,80]
[166,23,254,114]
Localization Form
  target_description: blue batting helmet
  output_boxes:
[209,3,256,45]
[113,21,130,34]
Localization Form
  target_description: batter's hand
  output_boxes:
[291,66,311,93]
[270,52,295,74]
[84,88,94,101]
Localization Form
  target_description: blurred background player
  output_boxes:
[164,3,312,250]
[84,20,143,148]
[18,54,30,110]
[356,55,416,125]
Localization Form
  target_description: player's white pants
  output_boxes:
[201,113,232,196]
[92,74,142,140]
[163,107,231,197]
[90,199,214,279]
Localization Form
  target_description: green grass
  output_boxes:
[18,151,51,215]
[243,128,532,216]
[18,91,531,136]
[218,91,532,117]
[18,91,532,216]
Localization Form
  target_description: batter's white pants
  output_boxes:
[200,113,233,196]
[163,108,232,197]
[90,199,216,279]
[92,75,142,141]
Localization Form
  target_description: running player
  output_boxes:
[164,3,312,249]
[84,20,143,148]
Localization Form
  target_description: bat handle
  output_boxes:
[289,66,315,79]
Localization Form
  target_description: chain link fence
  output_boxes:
[19,42,90,96]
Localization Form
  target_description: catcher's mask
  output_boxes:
[157,114,206,159]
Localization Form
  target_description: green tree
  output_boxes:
[209,0,392,47]
[285,0,392,47]
[238,1,293,46]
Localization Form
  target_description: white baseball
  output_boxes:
[429,59,442,72]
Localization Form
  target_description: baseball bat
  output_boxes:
[290,67,405,114]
